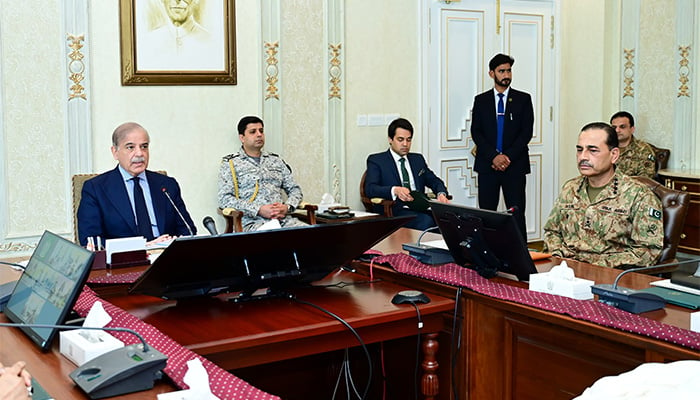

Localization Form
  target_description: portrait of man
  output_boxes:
[135,0,226,71]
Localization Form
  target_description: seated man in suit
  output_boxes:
[77,122,196,246]
[543,122,663,268]
[364,118,450,231]
[218,116,307,231]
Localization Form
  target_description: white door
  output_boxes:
[423,0,555,242]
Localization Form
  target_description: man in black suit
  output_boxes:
[77,122,196,246]
[470,53,534,240]
[365,118,449,231]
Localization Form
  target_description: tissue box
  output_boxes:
[529,272,595,300]
[60,329,124,366]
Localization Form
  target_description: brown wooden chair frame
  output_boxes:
[219,203,318,233]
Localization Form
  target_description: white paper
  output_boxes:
[105,236,147,263]
[650,279,700,296]
[691,311,700,333]
[157,359,220,400]
[420,239,449,250]
[256,219,282,231]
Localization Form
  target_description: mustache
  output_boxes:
[578,161,592,168]
[131,156,146,163]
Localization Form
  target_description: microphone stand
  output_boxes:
[161,188,194,236]
[590,258,700,314]
[0,322,168,399]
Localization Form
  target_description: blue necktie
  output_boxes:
[131,177,154,241]
[496,93,505,153]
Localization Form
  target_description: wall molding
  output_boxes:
[261,0,283,155]
[325,0,345,202]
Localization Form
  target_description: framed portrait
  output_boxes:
[120,0,237,85]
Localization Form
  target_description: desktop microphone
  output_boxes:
[590,258,700,314]
[161,187,194,236]
[401,226,454,265]
[202,216,218,236]
[0,322,167,399]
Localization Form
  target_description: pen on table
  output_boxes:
[87,236,95,251]
[96,236,102,251]
[340,265,356,273]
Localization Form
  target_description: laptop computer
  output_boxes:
[3,231,95,351]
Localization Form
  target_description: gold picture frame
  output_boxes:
[120,0,237,85]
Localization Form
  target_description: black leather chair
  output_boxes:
[633,176,690,263]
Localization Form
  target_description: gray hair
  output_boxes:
[112,122,149,147]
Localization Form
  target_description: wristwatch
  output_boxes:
[287,204,296,213]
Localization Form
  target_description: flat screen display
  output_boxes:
[130,216,413,300]
[430,201,536,281]
[4,231,95,351]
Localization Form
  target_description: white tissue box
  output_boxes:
[60,329,124,366]
[529,272,595,300]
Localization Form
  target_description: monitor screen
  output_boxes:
[430,202,536,281]
[4,231,95,351]
[130,215,413,300]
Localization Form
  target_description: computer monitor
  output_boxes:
[130,215,413,300]
[4,231,95,351]
[430,201,536,281]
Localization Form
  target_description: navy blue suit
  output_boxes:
[77,167,196,246]
[470,87,534,239]
[365,150,448,230]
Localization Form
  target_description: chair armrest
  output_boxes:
[218,207,243,233]
[298,202,318,225]
[369,197,395,217]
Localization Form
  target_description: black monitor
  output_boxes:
[4,231,95,351]
[130,216,413,300]
[430,201,536,281]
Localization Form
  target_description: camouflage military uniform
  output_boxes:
[616,137,656,178]
[543,172,663,268]
[218,148,306,231]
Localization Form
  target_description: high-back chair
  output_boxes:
[633,176,690,263]
[72,171,167,243]
[359,170,395,216]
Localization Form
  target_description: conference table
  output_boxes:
[1,246,456,399]
[3,227,700,400]
[363,228,700,400]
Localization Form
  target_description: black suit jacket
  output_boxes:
[365,150,448,215]
[470,88,534,174]
[77,166,196,245]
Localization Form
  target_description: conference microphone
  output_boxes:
[0,322,167,399]
[590,257,700,314]
[161,187,194,236]
[202,216,218,235]
[506,206,519,214]
[401,226,454,265]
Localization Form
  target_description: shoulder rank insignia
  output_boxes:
[648,207,662,220]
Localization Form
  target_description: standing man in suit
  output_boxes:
[470,53,534,240]
[77,122,196,246]
[365,118,450,231]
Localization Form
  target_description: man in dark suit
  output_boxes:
[470,53,534,240]
[77,122,196,246]
[365,118,449,231]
